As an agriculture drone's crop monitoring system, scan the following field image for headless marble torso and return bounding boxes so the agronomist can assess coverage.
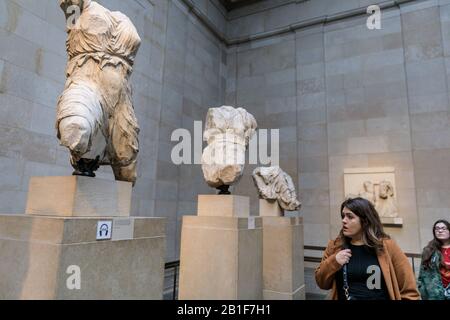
[66,2,140,72]
[201,106,257,191]
[57,1,141,183]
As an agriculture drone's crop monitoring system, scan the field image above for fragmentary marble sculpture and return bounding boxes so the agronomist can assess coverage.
[201,106,257,194]
[57,0,141,183]
[359,181,376,204]
[252,166,301,211]
[375,180,399,218]
[348,180,399,218]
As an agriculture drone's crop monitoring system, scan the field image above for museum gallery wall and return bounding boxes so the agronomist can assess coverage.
[1,0,450,261]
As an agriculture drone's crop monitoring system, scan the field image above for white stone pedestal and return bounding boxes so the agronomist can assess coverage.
[26,176,132,217]
[178,195,263,300]
[0,176,166,300]
[260,201,305,300]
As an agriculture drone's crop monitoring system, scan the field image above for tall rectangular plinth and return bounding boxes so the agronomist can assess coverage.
[179,195,263,300]
[0,215,166,299]
[262,216,305,300]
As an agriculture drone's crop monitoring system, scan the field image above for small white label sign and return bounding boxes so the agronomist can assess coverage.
[248,217,256,230]
[96,221,112,240]
[112,218,134,241]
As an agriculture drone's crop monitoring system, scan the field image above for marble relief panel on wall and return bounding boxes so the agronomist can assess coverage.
[344,167,402,226]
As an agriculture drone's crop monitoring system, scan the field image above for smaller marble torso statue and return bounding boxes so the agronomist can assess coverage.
[201,106,257,194]
[252,166,301,211]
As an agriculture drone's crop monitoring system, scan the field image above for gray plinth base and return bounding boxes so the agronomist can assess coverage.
[0,214,166,300]
[262,216,305,300]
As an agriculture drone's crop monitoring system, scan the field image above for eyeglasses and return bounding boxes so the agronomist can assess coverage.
[434,227,449,232]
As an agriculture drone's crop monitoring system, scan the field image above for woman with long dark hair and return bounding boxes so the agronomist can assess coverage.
[315,197,419,300]
[417,219,450,300]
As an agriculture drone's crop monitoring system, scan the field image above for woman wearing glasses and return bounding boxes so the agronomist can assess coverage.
[418,219,450,300]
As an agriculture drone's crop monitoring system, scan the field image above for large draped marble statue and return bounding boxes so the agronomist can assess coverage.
[57,0,141,183]
[201,106,257,194]
[252,166,301,211]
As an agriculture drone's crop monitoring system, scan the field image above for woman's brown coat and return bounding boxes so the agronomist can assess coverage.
[315,238,420,300]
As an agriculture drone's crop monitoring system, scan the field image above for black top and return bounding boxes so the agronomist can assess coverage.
[336,243,389,300]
